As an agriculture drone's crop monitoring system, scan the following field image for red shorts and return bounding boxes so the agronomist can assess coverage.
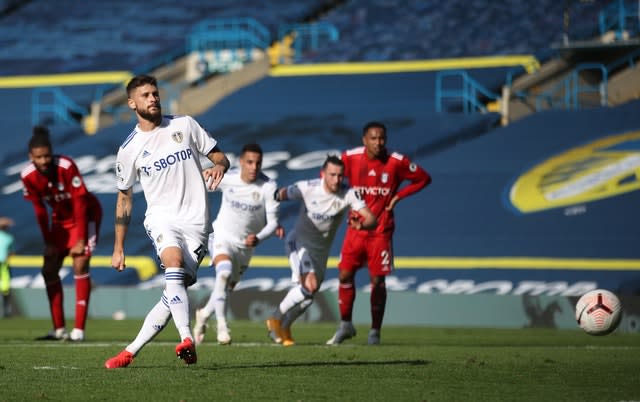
[338,231,394,276]
[51,213,102,256]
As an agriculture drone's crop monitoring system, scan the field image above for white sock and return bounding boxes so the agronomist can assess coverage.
[278,286,307,316]
[126,294,171,355]
[281,298,313,328]
[164,267,192,341]
[203,260,231,328]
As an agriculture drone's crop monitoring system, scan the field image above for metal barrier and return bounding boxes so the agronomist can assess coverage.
[606,46,640,72]
[187,17,270,75]
[31,87,87,127]
[599,0,640,38]
[435,70,499,114]
[277,22,339,61]
[535,63,608,111]
[32,80,180,133]
[189,17,271,51]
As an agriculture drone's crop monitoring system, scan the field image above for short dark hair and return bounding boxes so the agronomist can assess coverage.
[240,143,263,157]
[28,125,52,151]
[126,74,158,97]
[362,121,386,136]
[322,154,344,170]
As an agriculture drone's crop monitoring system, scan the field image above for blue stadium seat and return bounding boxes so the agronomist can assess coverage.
[295,0,605,63]
[0,0,325,75]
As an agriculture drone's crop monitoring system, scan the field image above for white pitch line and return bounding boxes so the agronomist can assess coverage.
[0,341,288,348]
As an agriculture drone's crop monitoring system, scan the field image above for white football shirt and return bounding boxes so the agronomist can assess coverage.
[211,168,279,245]
[287,178,365,253]
[115,115,217,228]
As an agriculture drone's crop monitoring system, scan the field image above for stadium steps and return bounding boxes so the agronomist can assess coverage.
[502,57,574,122]
[607,63,640,105]
[500,41,640,124]
[87,56,270,133]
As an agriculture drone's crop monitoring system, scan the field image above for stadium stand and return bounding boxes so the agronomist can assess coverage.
[0,0,326,75]
[295,0,606,63]
[2,1,636,134]
[0,1,618,74]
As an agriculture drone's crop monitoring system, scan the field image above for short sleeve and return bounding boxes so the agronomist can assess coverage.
[286,181,305,201]
[115,147,137,190]
[188,116,217,156]
[346,188,366,211]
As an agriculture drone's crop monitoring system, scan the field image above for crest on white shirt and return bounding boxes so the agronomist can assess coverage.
[171,131,183,143]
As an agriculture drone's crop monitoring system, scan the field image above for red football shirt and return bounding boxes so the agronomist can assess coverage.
[20,155,100,243]
[342,146,430,235]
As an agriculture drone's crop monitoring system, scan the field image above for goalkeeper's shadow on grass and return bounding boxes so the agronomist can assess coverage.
[198,359,431,371]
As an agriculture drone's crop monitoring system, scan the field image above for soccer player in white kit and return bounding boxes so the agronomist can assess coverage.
[266,155,377,346]
[193,143,282,345]
[105,75,230,369]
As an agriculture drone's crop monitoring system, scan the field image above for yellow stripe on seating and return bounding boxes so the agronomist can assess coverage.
[0,71,133,88]
[270,56,540,76]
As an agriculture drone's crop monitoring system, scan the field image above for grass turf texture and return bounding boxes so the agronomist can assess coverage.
[0,319,638,401]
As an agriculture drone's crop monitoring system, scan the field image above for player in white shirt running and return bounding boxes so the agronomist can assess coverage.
[193,143,283,345]
[266,155,376,346]
[105,74,230,369]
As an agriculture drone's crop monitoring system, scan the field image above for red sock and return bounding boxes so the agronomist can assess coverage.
[338,282,355,321]
[45,278,65,329]
[370,281,387,330]
[74,274,91,330]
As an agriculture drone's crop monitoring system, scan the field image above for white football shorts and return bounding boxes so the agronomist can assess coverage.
[285,230,328,285]
[144,220,209,285]
[208,231,254,284]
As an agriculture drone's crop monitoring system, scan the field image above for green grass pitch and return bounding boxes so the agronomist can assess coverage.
[0,318,638,401]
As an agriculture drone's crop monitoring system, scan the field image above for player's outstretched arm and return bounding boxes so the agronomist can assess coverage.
[112,188,132,271]
[349,206,377,230]
[30,200,52,245]
[244,233,259,247]
[273,187,289,202]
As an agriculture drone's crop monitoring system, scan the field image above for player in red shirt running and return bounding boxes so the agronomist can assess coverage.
[327,121,431,345]
[20,126,102,341]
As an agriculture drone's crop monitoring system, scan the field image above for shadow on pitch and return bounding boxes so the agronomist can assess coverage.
[200,359,430,371]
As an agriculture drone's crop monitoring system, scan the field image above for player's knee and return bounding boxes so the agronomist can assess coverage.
[72,258,90,275]
[216,269,231,280]
[338,271,355,283]
[300,286,315,299]
[40,269,59,282]
[41,262,61,280]
[302,282,318,294]
[301,272,319,293]
[160,246,184,267]
[371,279,386,291]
